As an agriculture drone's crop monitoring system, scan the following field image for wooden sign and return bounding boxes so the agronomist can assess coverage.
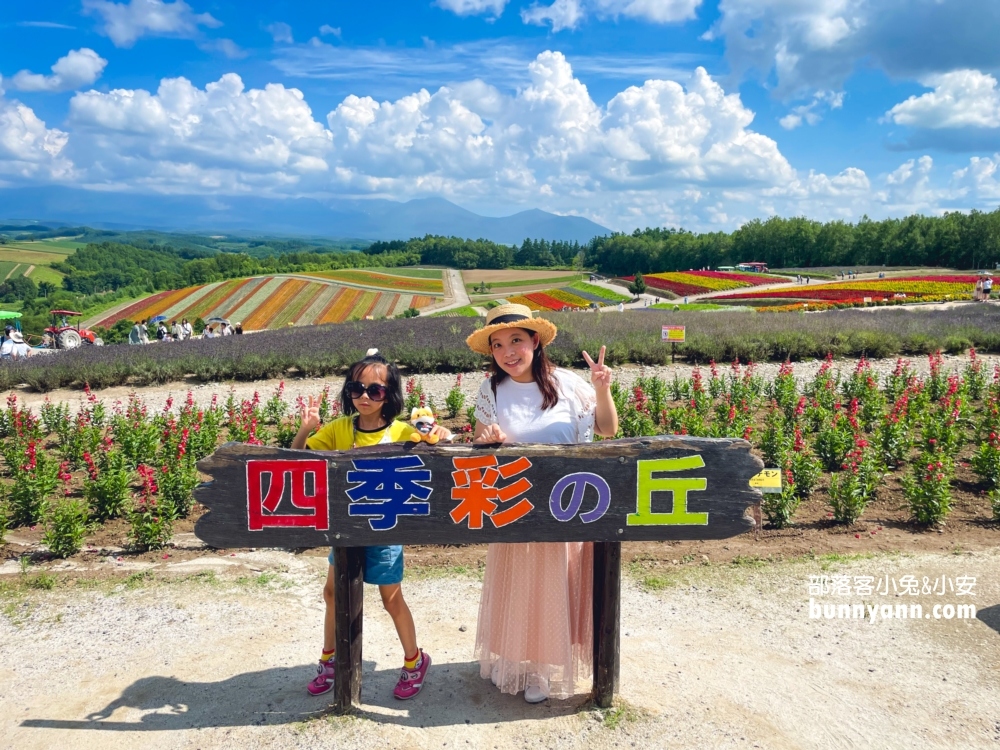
[194,435,763,714]
[193,436,764,549]
[661,325,686,343]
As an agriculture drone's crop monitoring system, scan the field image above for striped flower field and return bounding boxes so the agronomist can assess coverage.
[507,285,624,311]
[302,269,444,293]
[623,270,789,296]
[92,275,437,330]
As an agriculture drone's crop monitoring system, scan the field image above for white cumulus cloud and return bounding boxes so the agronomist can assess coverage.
[708,0,1000,101]
[10,49,108,93]
[435,0,509,16]
[523,0,699,30]
[83,0,221,47]
[68,74,332,189]
[886,69,1000,129]
[0,90,73,180]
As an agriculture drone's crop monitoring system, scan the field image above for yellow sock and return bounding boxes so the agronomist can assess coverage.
[321,648,335,662]
[404,650,421,669]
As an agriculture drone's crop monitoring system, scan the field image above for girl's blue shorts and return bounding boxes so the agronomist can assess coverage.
[328,544,403,585]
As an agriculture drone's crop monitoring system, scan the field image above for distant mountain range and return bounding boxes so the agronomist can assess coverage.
[0,187,609,245]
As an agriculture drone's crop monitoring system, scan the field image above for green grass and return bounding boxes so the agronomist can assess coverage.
[431,305,481,317]
[0,261,18,280]
[0,245,73,264]
[570,280,630,303]
[25,265,64,285]
[466,274,584,291]
[651,302,747,311]
[371,267,443,279]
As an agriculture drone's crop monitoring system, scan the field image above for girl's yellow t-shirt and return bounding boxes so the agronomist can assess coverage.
[305,415,420,451]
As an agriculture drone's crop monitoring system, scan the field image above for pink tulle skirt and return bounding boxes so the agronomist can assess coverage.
[474,542,593,699]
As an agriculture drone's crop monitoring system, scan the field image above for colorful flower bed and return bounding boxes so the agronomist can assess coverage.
[716,275,978,303]
[6,350,1000,560]
[568,281,630,303]
[508,288,600,311]
[93,276,436,331]
[623,270,790,297]
[305,269,444,294]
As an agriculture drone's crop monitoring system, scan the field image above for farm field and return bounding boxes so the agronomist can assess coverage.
[91,275,436,329]
[367,267,443,279]
[462,269,584,288]
[0,248,71,267]
[625,270,791,296]
[715,275,979,308]
[300,269,444,293]
[507,282,628,311]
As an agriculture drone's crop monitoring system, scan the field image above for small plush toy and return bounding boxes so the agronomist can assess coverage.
[409,407,441,444]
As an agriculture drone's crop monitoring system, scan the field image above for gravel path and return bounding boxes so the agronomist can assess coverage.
[11,352,996,418]
[2,549,999,748]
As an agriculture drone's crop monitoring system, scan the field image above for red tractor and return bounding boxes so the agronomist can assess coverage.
[45,310,104,350]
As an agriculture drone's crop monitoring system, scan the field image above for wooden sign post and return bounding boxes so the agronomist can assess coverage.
[195,435,763,712]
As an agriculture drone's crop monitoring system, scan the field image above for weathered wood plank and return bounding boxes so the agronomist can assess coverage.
[332,546,363,714]
[193,436,762,548]
[592,541,621,708]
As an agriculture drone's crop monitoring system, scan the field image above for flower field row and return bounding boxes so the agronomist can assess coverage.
[303,269,444,294]
[92,276,435,330]
[568,281,630,303]
[508,288,594,310]
[5,350,1000,559]
[623,270,789,296]
[717,275,979,302]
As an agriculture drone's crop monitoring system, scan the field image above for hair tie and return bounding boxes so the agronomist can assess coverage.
[366,348,379,357]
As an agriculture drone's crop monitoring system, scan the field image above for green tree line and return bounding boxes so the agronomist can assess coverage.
[584,210,1000,275]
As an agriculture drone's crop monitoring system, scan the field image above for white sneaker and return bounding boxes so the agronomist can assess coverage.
[490,663,500,686]
[524,675,549,704]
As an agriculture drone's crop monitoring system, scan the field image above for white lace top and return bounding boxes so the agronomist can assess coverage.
[473,368,597,444]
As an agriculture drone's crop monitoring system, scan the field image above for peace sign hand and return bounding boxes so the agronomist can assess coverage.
[582,345,612,391]
[299,395,321,432]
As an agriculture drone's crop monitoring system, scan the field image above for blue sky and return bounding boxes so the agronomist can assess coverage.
[2,0,1000,231]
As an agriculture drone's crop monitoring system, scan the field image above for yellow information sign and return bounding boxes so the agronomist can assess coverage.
[749,468,782,494]
[662,325,686,343]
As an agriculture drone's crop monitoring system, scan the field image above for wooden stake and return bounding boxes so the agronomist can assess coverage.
[333,546,364,713]
[592,540,621,708]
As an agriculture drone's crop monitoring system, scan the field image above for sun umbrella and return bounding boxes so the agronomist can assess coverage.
[150,315,168,323]
[207,317,230,324]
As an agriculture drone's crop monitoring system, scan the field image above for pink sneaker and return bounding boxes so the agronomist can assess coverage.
[393,651,431,700]
[307,659,335,696]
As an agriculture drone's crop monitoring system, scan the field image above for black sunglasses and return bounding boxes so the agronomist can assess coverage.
[345,381,388,402]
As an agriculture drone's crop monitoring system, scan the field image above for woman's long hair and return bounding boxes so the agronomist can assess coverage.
[488,330,559,410]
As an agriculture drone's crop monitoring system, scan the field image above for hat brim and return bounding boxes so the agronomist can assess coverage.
[465,317,558,356]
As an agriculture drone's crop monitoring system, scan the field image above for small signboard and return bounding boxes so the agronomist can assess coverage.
[662,325,686,343]
[749,468,782,494]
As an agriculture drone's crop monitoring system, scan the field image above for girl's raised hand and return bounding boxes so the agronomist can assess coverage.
[582,345,612,391]
[299,395,321,432]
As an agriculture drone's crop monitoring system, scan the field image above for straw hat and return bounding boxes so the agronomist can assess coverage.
[9,331,24,343]
[465,303,557,356]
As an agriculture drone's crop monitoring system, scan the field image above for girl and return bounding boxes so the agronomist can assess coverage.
[466,304,618,704]
[292,349,450,700]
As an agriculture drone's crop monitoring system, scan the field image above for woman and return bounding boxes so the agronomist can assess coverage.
[466,304,618,704]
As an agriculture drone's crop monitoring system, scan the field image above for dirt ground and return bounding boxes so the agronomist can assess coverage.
[2,547,999,749]
[4,354,1000,747]
[461,269,584,285]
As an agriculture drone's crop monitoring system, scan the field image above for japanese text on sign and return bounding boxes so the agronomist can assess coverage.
[662,325,686,343]
[247,459,329,531]
[242,456,720,532]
